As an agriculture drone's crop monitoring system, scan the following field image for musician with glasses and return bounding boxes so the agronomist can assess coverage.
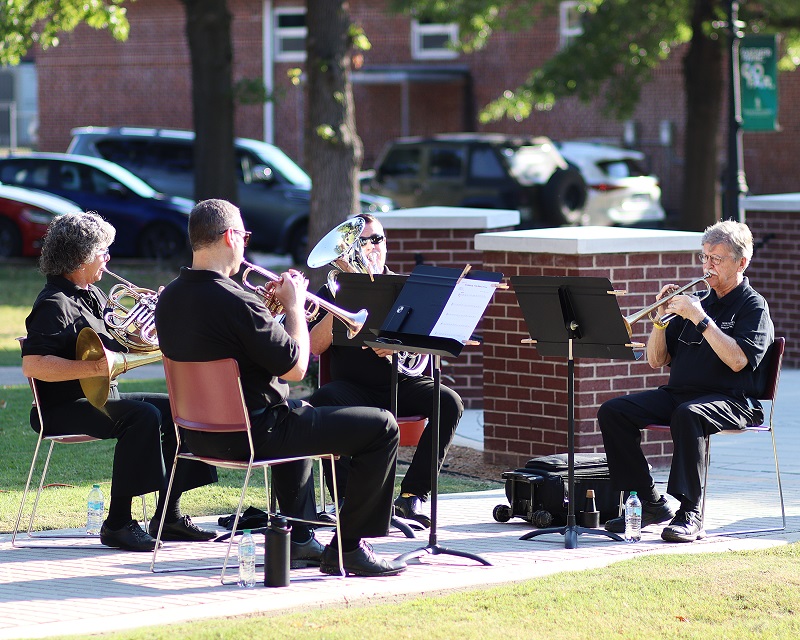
[155,199,405,577]
[598,220,773,542]
[309,213,464,528]
[21,212,217,552]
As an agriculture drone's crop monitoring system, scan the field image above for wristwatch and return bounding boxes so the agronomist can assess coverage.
[696,316,711,333]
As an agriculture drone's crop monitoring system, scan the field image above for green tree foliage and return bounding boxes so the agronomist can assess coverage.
[393,0,800,230]
[0,1,130,65]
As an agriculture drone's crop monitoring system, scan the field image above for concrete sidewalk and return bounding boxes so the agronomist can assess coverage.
[1,371,798,639]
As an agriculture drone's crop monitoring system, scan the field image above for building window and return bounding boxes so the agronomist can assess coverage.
[559,2,583,50]
[411,20,459,60]
[274,7,307,62]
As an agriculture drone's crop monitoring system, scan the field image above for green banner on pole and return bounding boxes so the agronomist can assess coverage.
[740,35,779,132]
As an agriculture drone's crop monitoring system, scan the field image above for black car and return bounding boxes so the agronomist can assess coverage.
[361,133,588,227]
[68,127,395,263]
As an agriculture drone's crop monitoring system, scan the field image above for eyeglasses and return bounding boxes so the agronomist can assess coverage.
[696,253,731,266]
[96,249,110,260]
[358,234,386,247]
[220,228,252,247]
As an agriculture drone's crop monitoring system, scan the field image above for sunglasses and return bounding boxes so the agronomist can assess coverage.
[358,234,386,247]
[220,228,252,247]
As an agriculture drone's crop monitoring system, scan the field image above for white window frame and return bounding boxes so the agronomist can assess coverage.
[274,6,307,62]
[559,1,583,50]
[411,20,459,60]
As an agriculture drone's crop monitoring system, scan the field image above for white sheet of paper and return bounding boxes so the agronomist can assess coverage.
[430,278,497,342]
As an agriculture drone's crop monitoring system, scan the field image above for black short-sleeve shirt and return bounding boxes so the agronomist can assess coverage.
[154,268,298,414]
[309,271,410,390]
[21,275,125,408]
[664,276,773,397]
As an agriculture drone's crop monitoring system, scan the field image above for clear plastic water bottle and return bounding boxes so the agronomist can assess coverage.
[238,529,257,588]
[624,491,642,543]
[86,484,104,535]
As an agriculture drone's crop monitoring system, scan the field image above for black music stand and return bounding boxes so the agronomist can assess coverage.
[367,264,503,567]
[512,275,642,549]
[332,273,422,538]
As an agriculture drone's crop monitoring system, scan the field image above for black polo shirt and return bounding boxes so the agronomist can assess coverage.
[664,276,773,397]
[155,268,298,414]
[310,268,409,390]
[22,275,125,408]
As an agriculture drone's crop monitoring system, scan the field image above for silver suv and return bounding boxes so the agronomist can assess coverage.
[68,127,394,262]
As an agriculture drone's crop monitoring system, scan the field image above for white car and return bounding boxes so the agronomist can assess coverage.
[555,141,665,226]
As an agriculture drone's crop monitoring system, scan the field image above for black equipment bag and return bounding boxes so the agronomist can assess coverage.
[493,453,619,527]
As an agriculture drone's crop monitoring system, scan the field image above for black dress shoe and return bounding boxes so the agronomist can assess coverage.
[394,495,432,528]
[661,509,705,543]
[100,520,162,552]
[150,515,216,542]
[319,542,406,577]
[604,497,675,534]
[290,535,325,568]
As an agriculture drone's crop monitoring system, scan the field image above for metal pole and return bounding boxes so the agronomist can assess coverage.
[724,0,747,222]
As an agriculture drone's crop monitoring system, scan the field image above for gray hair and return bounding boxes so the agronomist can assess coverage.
[701,220,753,265]
[39,212,115,276]
[189,199,241,250]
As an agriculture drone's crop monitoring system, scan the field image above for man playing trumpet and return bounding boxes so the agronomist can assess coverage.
[599,220,773,542]
[21,212,217,551]
[155,199,405,577]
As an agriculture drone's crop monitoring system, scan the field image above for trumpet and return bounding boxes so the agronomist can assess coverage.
[240,260,367,339]
[623,273,712,336]
[102,267,160,352]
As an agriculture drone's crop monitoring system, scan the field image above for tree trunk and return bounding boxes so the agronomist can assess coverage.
[680,0,724,231]
[305,0,363,281]
[182,0,238,205]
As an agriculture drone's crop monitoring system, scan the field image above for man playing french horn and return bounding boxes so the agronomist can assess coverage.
[21,212,217,551]
[309,214,464,528]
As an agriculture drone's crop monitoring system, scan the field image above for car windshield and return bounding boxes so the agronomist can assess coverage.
[502,145,556,186]
[93,159,159,197]
[237,139,311,186]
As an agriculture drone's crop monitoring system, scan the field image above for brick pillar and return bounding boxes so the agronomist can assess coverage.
[378,207,518,409]
[744,195,800,368]
[476,227,704,469]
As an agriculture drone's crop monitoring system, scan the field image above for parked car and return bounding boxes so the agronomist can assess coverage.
[554,141,666,227]
[68,127,395,263]
[0,153,193,259]
[360,133,588,226]
[0,184,83,258]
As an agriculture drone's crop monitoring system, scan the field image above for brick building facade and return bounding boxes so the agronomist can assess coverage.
[32,0,800,219]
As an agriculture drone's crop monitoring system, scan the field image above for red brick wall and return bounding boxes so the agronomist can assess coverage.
[745,207,800,367]
[480,249,699,469]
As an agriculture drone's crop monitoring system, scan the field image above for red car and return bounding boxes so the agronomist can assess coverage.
[0,184,82,257]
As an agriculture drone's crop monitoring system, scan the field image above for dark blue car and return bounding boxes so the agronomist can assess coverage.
[0,153,193,258]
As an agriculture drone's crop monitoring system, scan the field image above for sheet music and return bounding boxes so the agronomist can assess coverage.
[430,278,497,342]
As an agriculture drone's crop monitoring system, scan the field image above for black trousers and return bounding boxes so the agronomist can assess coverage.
[35,390,216,499]
[309,376,463,500]
[184,400,399,542]
[597,387,759,511]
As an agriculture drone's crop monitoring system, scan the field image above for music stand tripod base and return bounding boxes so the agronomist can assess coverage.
[519,520,623,547]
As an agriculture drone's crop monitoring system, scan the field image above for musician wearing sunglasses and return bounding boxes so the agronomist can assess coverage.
[598,220,773,542]
[21,212,217,552]
[155,200,405,577]
[309,214,464,529]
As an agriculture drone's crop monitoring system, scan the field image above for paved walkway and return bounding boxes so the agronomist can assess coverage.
[1,370,798,639]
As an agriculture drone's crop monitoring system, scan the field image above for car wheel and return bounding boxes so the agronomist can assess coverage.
[0,217,23,257]
[542,167,588,226]
[137,223,187,260]
[288,223,309,266]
